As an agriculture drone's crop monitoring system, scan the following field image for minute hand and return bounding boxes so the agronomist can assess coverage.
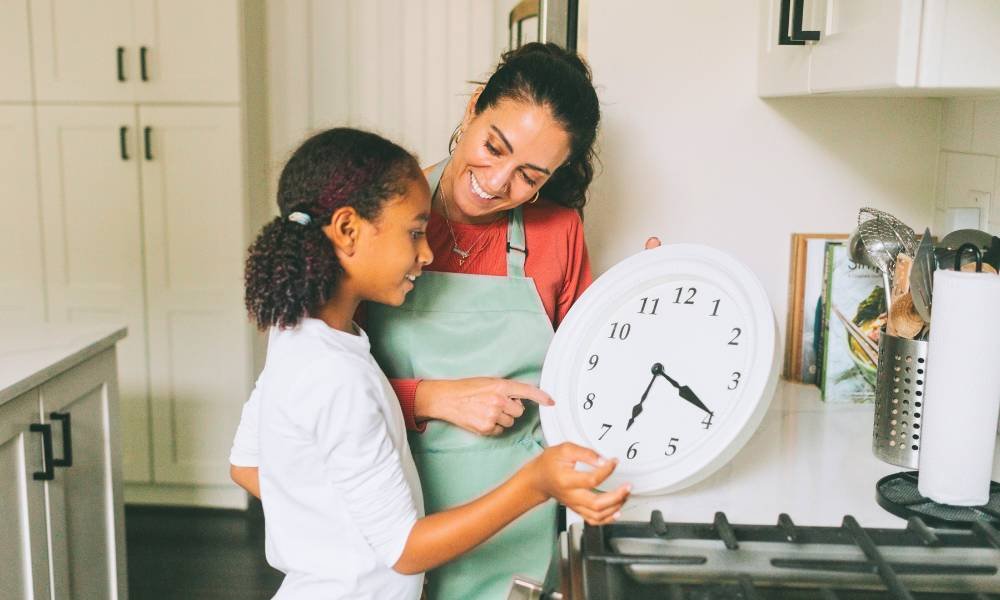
[657,370,713,415]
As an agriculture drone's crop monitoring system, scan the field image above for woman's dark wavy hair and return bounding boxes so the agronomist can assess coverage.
[245,128,421,330]
[472,42,600,211]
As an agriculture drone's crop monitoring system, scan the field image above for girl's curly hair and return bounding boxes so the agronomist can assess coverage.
[245,128,421,330]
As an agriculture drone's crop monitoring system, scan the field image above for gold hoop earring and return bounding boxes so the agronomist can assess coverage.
[528,191,540,204]
[448,126,463,155]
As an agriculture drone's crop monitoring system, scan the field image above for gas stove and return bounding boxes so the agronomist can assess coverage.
[508,510,1000,599]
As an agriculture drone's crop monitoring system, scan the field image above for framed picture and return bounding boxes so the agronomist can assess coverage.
[784,233,848,383]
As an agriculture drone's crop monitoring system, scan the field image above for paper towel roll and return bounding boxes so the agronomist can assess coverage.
[918,269,1000,506]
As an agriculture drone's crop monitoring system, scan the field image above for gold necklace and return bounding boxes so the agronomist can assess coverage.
[435,180,500,266]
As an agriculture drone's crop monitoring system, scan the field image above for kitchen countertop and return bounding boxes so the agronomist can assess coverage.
[616,381,909,528]
[0,323,127,407]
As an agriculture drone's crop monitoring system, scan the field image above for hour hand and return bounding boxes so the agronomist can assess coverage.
[653,363,713,416]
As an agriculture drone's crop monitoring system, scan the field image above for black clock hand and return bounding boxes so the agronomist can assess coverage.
[652,363,713,416]
[626,368,659,431]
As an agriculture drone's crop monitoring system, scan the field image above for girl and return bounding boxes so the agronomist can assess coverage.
[232,127,629,599]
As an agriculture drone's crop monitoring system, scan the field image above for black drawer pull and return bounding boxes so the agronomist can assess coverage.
[120,126,130,161]
[779,0,821,45]
[140,46,149,81]
[29,424,54,481]
[50,412,73,468]
[117,46,126,81]
[144,126,153,161]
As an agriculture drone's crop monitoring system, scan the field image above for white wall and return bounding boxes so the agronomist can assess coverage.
[266,0,519,200]
[936,97,1000,236]
[582,0,942,339]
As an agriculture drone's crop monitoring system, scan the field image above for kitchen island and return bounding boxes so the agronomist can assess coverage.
[0,323,128,599]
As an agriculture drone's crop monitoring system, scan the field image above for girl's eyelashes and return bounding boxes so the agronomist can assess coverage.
[520,170,537,187]
[484,141,501,157]
[410,230,426,240]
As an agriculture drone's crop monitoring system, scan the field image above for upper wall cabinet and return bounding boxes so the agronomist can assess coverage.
[31,0,240,103]
[0,0,33,102]
[759,0,1000,97]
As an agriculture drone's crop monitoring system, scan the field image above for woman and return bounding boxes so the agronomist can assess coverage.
[233,43,656,599]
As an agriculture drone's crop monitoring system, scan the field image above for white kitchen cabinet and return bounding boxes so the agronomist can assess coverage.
[0,105,46,325]
[40,349,128,600]
[0,0,34,102]
[29,0,136,103]
[759,0,1000,96]
[35,105,153,484]
[139,106,252,485]
[132,0,241,103]
[31,0,240,103]
[0,389,51,600]
[0,326,128,600]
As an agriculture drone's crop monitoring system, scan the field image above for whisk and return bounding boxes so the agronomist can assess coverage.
[855,208,916,313]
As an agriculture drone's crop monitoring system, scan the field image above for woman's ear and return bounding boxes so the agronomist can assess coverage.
[461,86,484,128]
[323,206,360,257]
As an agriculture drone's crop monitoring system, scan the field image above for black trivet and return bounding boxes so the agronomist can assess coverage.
[876,471,1000,527]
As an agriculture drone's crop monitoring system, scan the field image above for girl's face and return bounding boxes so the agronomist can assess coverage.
[446,97,571,223]
[354,177,434,307]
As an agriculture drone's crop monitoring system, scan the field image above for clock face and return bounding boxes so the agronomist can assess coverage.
[576,279,752,467]
[539,244,778,494]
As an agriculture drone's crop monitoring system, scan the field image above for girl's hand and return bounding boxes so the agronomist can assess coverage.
[415,378,554,436]
[528,443,631,525]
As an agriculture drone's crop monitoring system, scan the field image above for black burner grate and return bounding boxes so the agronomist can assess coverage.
[578,510,1000,600]
[876,471,1000,528]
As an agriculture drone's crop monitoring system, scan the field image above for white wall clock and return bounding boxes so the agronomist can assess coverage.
[539,244,780,494]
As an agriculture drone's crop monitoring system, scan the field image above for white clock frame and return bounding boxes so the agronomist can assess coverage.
[539,244,780,495]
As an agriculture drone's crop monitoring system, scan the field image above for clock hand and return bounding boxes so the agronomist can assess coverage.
[625,367,659,431]
[652,363,713,416]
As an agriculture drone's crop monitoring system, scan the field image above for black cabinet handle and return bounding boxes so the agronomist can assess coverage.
[779,0,821,45]
[144,126,153,161]
[49,412,73,468]
[117,46,126,81]
[29,424,54,481]
[119,126,130,161]
[140,46,149,81]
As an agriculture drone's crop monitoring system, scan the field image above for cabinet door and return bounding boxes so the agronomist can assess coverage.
[0,390,51,600]
[918,0,1000,89]
[132,0,241,103]
[35,106,152,483]
[0,106,46,325]
[40,349,127,600]
[30,0,136,102]
[139,106,251,485]
[758,0,812,96]
[0,0,33,101]
[809,0,923,93]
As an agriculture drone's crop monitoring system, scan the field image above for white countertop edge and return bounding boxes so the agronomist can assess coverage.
[0,324,127,407]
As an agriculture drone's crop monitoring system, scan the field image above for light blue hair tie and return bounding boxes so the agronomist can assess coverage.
[287,211,312,226]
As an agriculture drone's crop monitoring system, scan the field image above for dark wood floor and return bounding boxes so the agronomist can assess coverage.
[125,504,283,599]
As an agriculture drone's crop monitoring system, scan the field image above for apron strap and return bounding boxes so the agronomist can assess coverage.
[428,159,528,278]
[506,207,527,278]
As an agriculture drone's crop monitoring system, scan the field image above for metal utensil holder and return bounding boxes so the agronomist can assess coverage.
[872,330,928,469]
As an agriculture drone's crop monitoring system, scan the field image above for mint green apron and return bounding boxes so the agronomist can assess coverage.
[366,161,556,600]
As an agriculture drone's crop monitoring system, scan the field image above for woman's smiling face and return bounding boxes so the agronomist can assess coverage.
[445,97,571,223]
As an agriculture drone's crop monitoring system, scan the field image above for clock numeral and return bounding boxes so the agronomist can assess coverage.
[673,287,697,305]
[583,393,595,410]
[638,297,660,315]
[608,322,631,340]
[599,423,612,440]
[728,327,742,346]
[626,442,639,460]
[701,413,714,429]
[710,299,721,317]
[728,372,742,391]
[665,437,680,456]
[587,354,599,371]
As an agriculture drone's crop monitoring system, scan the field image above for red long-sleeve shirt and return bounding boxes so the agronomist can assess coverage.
[388,200,593,431]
